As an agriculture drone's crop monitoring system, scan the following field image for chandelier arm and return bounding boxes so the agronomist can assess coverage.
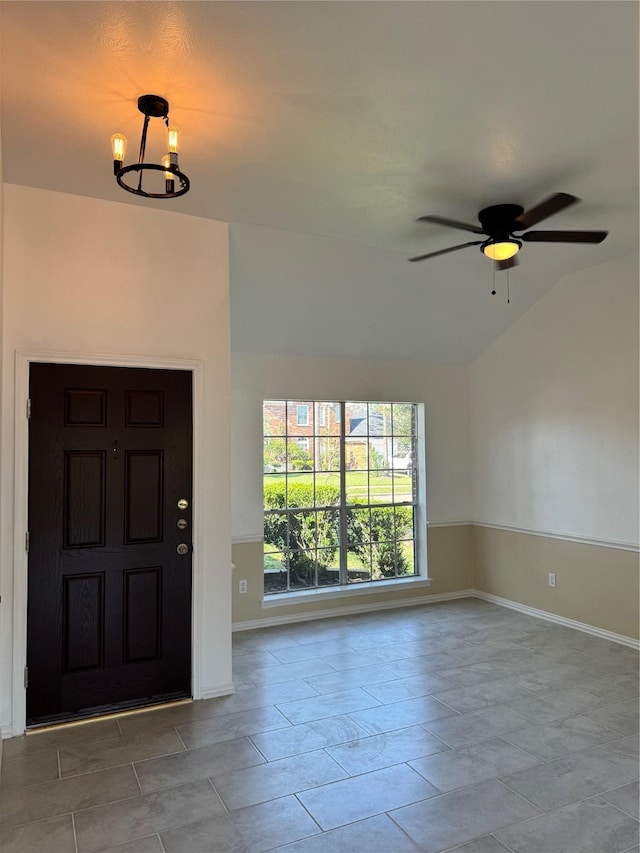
[137,114,151,192]
[138,114,151,165]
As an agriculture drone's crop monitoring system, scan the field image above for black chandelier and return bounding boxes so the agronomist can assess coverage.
[111,94,190,199]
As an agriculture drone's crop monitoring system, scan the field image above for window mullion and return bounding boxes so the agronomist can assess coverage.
[285,402,291,592]
[339,401,348,585]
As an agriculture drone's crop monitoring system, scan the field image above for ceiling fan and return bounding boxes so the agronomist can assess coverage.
[408,193,608,269]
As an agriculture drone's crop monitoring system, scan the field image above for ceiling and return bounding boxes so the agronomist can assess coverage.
[1,1,638,362]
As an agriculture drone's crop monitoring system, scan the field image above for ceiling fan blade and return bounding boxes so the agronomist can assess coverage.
[417,215,484,234]
[495,256,519,271]
[514,193,579,229]
[521,230,608,244]
[408,241,483,262]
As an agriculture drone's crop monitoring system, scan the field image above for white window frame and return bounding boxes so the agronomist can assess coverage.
[296,404,309,426]
[262,400,429,602]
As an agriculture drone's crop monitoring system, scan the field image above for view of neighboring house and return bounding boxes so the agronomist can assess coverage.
[263,400,414,473]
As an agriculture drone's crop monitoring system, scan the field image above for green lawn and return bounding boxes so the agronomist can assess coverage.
[263,471,412,501]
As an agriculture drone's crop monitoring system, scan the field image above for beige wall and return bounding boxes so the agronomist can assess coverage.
[474,526,639,640]
[232,524,474,627]
[233,522,639,642]
[469,254,638,547]
[468,254,639,644]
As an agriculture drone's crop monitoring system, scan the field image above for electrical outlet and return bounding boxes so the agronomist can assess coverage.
[548,572,556,588]
[239,579,248,594]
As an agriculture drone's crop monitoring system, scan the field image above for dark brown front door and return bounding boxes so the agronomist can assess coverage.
[27,363,193,725]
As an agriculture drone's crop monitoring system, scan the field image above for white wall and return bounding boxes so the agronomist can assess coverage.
[469,253,639,547]
[1,185,232,735]
[231,351,471,541]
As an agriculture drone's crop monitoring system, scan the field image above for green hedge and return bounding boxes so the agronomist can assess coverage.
[264,480,412,578]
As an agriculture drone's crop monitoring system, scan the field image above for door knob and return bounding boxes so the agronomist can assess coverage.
[176,543,189,555]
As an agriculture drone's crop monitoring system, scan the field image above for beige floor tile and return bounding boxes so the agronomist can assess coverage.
[212,748,346,810]
[249,714,368,761]
[272,813,422,851]
[297,763,439,830]
[2,720,121,761]
[59,728,185,777]
[135,736,265,794]
[74,779,225,852]
[0,813,75,853]
[160,794,320,853]
[1,749,60,789]
[3,600,638,853]
[495,796,640,853]
[0,765,139,828]
[93,834,164,853]
[390,779,541,851]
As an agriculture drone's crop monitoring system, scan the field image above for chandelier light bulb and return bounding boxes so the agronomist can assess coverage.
[110,133,127,162]
[167,125,181,154]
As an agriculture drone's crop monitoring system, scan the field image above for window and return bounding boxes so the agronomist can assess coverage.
[263,400,419,595]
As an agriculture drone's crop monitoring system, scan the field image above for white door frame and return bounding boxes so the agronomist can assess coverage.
[12,349,204,736]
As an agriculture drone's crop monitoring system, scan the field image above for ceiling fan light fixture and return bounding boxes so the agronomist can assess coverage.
[481,238,521,261]
[411,194,607,267]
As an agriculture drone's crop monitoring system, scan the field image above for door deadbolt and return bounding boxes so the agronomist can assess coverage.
[176,543,189,555]
[177,498,189,510]
[177,519,188,530]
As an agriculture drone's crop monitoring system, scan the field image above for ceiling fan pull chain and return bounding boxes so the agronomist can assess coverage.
[507,269,510,304]
[491,265,496,296]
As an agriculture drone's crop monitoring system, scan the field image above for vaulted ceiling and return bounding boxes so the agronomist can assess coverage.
[1,1,637,361]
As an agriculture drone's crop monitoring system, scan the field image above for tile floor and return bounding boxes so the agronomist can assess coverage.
[1,598,638,852]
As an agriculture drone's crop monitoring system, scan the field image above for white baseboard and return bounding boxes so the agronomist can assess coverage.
[199,682,236,701]
[1,724,15,740]
[232,589,475,631]
[474,590,640,650]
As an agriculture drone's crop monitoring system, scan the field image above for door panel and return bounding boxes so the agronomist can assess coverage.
[64,451,107,548]
[27,363,193,725]
[62,573,104,671]
[123,567,162,663]
[125,451,163,543]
